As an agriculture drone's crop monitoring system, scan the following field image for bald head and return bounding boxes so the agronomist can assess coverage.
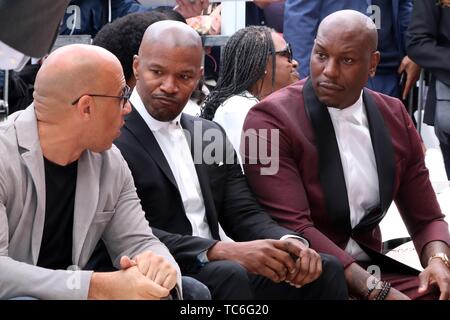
[318,10,378,52]
[139,20,202,55]
[34,44,124,115]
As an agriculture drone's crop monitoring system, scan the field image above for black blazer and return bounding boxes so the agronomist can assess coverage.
[406,0,450,124]
[114,107,300,273]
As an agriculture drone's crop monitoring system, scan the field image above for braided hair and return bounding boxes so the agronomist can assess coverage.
[201,26,276,120]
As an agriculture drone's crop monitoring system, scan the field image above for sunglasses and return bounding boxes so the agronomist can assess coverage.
[71,84,132,109]
[274,43,293,63]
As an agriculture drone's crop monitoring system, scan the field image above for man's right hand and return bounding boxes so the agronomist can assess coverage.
[207,239,321,285]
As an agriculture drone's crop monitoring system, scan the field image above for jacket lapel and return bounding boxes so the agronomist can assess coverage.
[353,90,395,233]
[124,106,178,190]
[72,150,100,264]
[15,106,46,264]
[303,79,352,234]
[180,114,220,240]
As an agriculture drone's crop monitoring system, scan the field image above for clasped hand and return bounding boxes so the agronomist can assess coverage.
[225,239,322,287]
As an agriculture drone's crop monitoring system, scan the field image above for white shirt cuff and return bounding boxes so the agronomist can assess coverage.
[280,234,309,248]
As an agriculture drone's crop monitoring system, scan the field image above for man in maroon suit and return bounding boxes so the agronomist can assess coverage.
[243,10,450,300]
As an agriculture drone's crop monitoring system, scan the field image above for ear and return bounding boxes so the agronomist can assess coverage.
[195,66,204,85]
[133,54,140,80]
[75,95,93,120]
[369,51,380,77]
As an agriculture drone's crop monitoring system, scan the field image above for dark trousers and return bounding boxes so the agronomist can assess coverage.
[182,276,211,300]
[186,254,348,300]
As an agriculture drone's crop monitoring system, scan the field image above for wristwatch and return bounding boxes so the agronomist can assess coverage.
[428,252,450,268]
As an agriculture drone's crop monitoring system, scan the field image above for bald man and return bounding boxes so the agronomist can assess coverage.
[110,20,348,300]
[243,10,450,300]
[0,44,182,300]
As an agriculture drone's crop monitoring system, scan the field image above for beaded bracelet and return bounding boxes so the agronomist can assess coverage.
[375,281,392,300]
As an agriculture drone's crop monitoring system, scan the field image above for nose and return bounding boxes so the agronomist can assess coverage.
[322,58,339,79]
[291,58,299,68]
[160,75,179,94]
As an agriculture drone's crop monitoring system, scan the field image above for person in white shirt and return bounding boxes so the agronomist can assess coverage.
[243,10,450,300]
[201,26,299,162]
[113,20,348,300]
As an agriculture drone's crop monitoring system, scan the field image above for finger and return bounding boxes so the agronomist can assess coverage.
[403,76,414,99]
[270,242,297,274]
[146,259,161,281]
[295,251,312,286]
[143,279,171,299]
[436,278,450,300]
[161,269,178,290]
[315,255,323,279]
[291,257,307,286]
[439,289,449,300]
[152,262,174,288]
[273,240,302,272]
[397,62,406,74]
[418,271,430,293]
[120,256,137,269]
[135,255,151,276]
[257,265,283,283]
[302,253,322,285]
[263,256,289,282]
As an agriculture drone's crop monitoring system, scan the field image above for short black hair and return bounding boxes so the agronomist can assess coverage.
[93,11,180,82]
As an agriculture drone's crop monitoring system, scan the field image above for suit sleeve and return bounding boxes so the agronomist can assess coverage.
[283,0,322,78]
[406,0,450,82]
[213,123,305,243]
[242,100,355,267]
[149,226,218,273]
[393,103,450,257]
[0,155,93,300]
[101,153,182,289]
[113,137,218,273]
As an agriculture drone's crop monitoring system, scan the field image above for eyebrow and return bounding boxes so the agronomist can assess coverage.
[148,62,196,72]
[314,43,357,54]
[314,43,325,50]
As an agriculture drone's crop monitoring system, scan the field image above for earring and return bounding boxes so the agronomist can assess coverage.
[264,70,268,75]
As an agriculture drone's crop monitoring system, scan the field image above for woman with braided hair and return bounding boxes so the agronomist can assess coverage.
[201,26,299,162]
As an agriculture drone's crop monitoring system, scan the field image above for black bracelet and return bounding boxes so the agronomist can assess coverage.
[375,281,392,300]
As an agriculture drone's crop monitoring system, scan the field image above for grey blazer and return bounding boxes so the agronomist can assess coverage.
[0,105,181,299]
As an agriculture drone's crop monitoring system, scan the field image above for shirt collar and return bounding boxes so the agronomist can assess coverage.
[130,88,182,132]
[327,91,364,125]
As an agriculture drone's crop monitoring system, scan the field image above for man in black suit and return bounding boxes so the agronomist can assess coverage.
[114,20,348,299]
[407,0,450,179]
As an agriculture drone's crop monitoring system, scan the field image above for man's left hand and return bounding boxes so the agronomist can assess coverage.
[283,238,323,287]
[174,0,210,19]
[132,251,178,291]
[418,258,450,300]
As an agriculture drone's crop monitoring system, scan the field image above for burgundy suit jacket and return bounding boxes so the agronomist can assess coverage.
[243,78,450,268]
